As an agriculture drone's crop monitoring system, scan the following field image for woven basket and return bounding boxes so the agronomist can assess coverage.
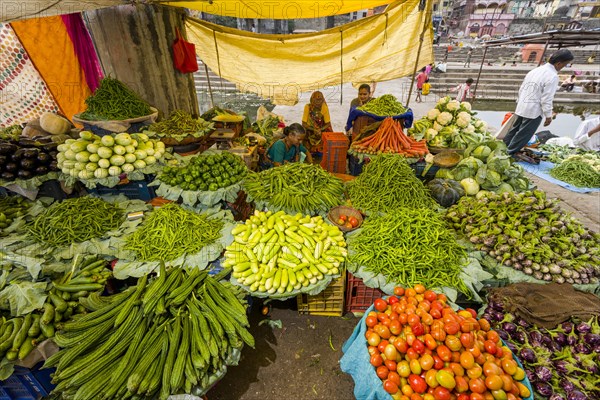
[429,146,465,155]
[433,151,461,168]
[327,206,363,232]
[160,134,207,146]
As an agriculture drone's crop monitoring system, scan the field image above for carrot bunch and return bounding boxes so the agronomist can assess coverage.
[351,117,429,158]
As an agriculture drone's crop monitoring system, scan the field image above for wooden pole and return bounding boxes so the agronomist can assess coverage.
[471,46,488,105]
[203,62,215,108]
[538,38,550,66]
[340,29,344,105]
[406,0,432,108]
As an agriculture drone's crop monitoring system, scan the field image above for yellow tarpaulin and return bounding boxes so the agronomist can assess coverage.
[163,1,391,19]
[186,0,433,105]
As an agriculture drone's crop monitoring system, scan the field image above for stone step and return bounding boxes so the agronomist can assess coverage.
[432,85,599,102]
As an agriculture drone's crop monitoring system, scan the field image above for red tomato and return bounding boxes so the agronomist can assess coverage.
[469,377,486,394]
[460,332,474,349]
[366,315,378,328]
[394,286,405,296]
[378,339,390,354]
[413,284,426,294]
[430,308,442,319]
[412,339,425,354]
[377,365,390,380]
[349,216,359,228]
[459,351,475,370]
[444,336,462,352]
[385,359,397,372]
[370,354,383,367]
[478,318,491,332]
[368,346,379,356]
[407,314,421,326]
[412,323,425,336]
[367,332,381,347]
[388,371,402,386]
[419,354,434,371]
[486,330,500,343]
[484,340,497,355]
[408,374,427,394]
[424,334,437,350]
[388,296,399,305]
[384,379,400,394]
[374,298,388,312]
[406,347,420,360]
[444,322,460,335]
[390,320,402,336]
[465,308,477,318]
[432,355,445,370]
[375,324,392,340]
[457,394,470,400]
[425,369,439,388]
[455,375,470,393]
[433,386,451,400]
[436,345,452,362]
[395,337,409,353]
[423,290,437,302]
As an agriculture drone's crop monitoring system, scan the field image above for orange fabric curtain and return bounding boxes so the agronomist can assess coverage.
[11,16,91,121]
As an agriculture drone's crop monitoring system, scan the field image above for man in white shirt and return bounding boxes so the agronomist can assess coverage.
[503,49,574,159]
[573,116,600,151]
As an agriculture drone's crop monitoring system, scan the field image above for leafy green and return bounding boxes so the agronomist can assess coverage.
[0,281,48,316]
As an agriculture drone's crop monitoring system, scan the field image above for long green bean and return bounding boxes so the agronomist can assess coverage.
[549,158,600,188]
[79,77,152,121]
[243,163,344,215]
[347,154,435,213]
[28,197,124,246]
[124,204,223,261]
[347,209,468,294]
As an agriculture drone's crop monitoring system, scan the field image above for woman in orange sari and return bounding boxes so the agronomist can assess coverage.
[302,91,332,152]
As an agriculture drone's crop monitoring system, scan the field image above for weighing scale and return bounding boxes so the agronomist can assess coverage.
[209,128,236,150]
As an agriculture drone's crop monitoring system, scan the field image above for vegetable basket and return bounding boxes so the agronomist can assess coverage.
[72,107,159,136]
[428,146,465,155]
[433,150,461,168]
[327,206,363,232]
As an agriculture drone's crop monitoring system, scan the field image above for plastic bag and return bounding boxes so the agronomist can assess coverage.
[173,28,199,73]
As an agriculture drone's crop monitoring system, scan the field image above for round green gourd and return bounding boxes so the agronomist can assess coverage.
[427,178,465,208]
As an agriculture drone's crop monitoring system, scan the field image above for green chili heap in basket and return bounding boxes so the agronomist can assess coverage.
[28,197,125,246]
[124,204,224,261]
[347,208,468,294]
[79,77,152,121]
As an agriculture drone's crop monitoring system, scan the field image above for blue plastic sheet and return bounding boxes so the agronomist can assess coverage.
[517,161,600,193]
[345,108,414,132]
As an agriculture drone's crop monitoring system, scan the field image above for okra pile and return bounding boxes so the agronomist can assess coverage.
[0,256,111,363]
[46,266,253,400]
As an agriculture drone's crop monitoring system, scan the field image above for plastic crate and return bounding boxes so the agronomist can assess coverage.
[320,132,349,174]
[348,154,371,176]
[0,363,55,400]
[345,272,385,314]
[297,271,346,316]
[409,160,439,182]
[88,177,156,201]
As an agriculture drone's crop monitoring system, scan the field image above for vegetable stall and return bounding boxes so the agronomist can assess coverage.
[1,79,598,400]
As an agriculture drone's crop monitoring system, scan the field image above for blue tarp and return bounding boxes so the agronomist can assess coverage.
[517,160,600,193]
[345,108,414,132]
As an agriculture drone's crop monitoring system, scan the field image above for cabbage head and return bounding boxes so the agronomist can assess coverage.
[486,151,511,173]
[472,145,492,162]
[452,156,482,180]
[508,176,530,191]
[495,183,514,194]
[476,165,503,188]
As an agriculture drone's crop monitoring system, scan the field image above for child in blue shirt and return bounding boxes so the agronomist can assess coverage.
[265,123,313,168]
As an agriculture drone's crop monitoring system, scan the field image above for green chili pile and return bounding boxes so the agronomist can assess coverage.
[347,154,436,213]
[28,197,124,246]
[148,110,214,140]
[357,94,407,116]
[348,208,468,293]
[549,155,600,188]
[79,77,152,121]
[124,204,223,261]
[243,163,344,215]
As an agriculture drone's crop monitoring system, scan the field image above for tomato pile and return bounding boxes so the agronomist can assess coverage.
[364,285,532,400]
[336,213,360,230]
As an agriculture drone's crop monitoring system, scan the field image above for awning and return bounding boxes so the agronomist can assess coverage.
[0,0,123,23]
[160,1,391,19]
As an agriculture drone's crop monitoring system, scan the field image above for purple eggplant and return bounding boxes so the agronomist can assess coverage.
[584,333,600,347]
[535,365,553,381]
[549,340,563,352]
[535,381,554,397]
[575,321,591,334]
[554,332,568,346]
[492,310,505,322]
[567,334,578,346]
[513,330,527,344]
[496,329,509,341]
[574,343,591,354]
[549,395,565,400]
[566,390,587,400]
[525,369,537,384]
[519,347,537,363]
[505,341,517,353]
[489,300,504,311]
[529,331,544,347]
[553,360,569,375]
[560,377,575,392]
[516,317,530,328]
[561,321,573,334]
[503,322,518,335]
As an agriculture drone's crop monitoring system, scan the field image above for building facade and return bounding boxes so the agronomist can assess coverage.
[449,0,515,37]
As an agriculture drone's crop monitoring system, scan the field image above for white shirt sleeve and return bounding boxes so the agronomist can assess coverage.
[573,117,600,150]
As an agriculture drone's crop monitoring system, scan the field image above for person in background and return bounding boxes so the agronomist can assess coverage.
[450,78,474,102]
[560,74,576,92]
[573,116,600,151]
[503,49,574,160]
[302,91,332,152]
[583,80,597,94]
[251,23,256,33]
[265,123,313,168]
[415,67,428,103]
[464,49,472,68]
[425,63,433,76]
[421,78,431,97]
[350,84,374,109]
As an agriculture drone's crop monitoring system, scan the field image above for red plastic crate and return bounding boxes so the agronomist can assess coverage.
[345,272,385,314]
[320,132,349,174]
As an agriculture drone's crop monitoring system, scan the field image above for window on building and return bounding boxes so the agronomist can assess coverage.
[352,11,357,20]
[433,4,438,11]
[362,12,367,17]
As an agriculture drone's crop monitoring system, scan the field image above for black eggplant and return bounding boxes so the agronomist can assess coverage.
[48,151,58,158]
[34,166,48,175]
[0,172,15,181]
[0,143,17,155]
[12,149,25,162]
[22,148,39,159]
[20,158,37,170]
[0,155,7,165]
[49,161,59,171]
[4,163,17,173]
[17,170,32,179]
[37,152,52,164]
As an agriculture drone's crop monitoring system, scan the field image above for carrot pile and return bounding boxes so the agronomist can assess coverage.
[351,117,429,157]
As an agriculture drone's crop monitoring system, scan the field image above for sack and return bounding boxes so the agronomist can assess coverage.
[172,28,198,73]
[495,113,517,140]
[421,82,431,95]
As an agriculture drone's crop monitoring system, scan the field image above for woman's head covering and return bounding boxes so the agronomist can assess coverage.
[310,91,325,106]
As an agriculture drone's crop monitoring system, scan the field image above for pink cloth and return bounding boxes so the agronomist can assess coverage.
[416,72,428,89]
[425,65,432,75]
[61,13,103,91]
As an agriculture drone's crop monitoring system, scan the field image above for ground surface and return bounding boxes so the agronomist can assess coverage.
[207,67,599,400]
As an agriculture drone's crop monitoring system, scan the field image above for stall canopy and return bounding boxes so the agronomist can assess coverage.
[483,29,600,48]
[185,0,434,104]
[161,0,391,19]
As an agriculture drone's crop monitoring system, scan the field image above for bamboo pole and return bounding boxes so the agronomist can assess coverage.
[471,46,488,105]
[406,0,432,108]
